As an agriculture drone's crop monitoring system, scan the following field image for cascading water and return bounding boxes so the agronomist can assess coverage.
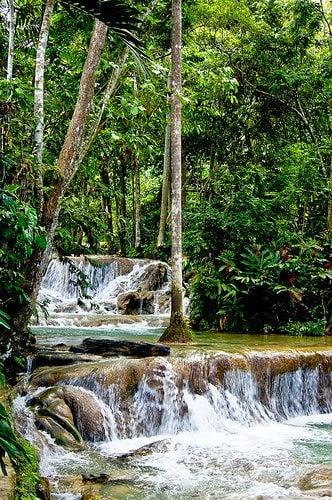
[35,256,183,327]
[13,335,332,500]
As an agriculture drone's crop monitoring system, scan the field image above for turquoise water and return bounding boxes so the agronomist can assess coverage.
[32,324,332,353]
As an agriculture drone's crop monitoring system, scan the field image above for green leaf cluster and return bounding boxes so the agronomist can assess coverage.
[0,188,46,317]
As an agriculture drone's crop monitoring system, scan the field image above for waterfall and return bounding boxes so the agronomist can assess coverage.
[14,346,332,498]
[20,350,332,441]
[35,256,186,326]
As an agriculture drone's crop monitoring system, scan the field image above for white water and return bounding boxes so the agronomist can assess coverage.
[35,257,191,327]
[14,330,332,499]
[32,398,332,499]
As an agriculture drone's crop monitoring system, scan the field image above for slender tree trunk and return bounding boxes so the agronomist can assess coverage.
[157,75,172,248]
[1,0,15,160]
[6,0,15,81]
[159,0,191,344]
[100,163,114,252]
[34,0,55,220]
[133,156,141,250]
[117,158,127,254]
[328,155,332,230]
[77,0,159,167]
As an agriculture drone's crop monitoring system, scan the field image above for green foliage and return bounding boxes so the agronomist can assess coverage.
[0,309,10,330]
[0,364,33,478]
[0,188,46,317]
[12,438,39,500]
[280,320,325,337]
[1,0,331,339]
[189,233,332,333]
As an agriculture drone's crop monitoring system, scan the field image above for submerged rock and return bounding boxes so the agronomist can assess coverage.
[298,466,332,497]
[32,351,103,369]
[70,337,171,357]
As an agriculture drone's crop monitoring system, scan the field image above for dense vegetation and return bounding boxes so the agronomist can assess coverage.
[0,0,331,356]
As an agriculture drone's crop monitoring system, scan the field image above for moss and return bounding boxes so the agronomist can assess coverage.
[13,438,40,500]
[159,312,192,343]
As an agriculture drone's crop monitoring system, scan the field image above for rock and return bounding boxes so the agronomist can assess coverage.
[35,415,86,451]
[37,476,51,500]
[298,466,332,497]
[63,385,109,441]
[117,291,154,315]
[28,384,112,447]
[32,351,103,369]
[138,263,168,291]
[70,337,171,357]
[114,439,169,459]
[29,386,86,450]
[82,473,133,485]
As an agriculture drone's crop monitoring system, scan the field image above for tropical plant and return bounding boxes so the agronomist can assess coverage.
[0,363,31,475]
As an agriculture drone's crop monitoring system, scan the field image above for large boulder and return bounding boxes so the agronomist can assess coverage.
[28,385,111,447]
[117,291,154,315]
[138,263,169,291]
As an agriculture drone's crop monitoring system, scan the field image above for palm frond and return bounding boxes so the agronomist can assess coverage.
[61,0,146,60]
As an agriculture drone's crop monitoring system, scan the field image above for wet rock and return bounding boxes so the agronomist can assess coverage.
[29,386,86,450]
[298,466,332,497]
[28,384,111,447]
[32,351,103,369]
[138,263,169,291]
[70,337,171,357]
[114,439,169,459]
[82,473,131,484]
[37,476,51,500]
[117,291,154,315]
[63,385,109,441]
[35,415,86,451]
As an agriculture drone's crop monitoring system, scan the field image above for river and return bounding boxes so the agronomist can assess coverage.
[13,326,332,500]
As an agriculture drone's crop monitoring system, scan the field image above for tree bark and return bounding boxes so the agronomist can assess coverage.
[116,157,127,254]
[34,0,55,219]
[5,0,15,81]
[159,0,191,344]
[328,155,332,231]
[133,156,141,250]
[157,74,172,248]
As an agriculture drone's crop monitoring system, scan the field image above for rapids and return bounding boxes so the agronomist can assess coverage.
[13,328,332,500]
[35,256,182,327]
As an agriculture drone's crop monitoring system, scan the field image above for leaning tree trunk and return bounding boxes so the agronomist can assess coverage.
[1,20,108,380]
[159,0,191,344]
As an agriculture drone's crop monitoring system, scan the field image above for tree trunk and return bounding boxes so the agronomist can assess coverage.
[1,20,108,380]
[157,75,172,248]
[328,155,332,231]
[6,0,15,81]
[77,0,159,168]
[159,0,191,344]
[34,0,55,219]
[100,163,115,252]
[1,0,15,158]
[117,157,127,254]
[133,156,141,250]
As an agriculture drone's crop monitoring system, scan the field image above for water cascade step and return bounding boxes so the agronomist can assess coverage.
[13,344,332,499]
[35,256,182,327]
